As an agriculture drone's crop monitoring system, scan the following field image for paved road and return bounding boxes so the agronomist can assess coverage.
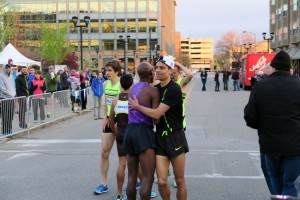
[0,77,270,200]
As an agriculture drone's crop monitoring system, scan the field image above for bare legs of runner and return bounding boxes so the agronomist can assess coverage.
[101,132,115,185]
[156,153,187,200]
[127,149,156,200]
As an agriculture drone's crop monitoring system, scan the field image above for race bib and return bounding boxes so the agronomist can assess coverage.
[106,95,114,106]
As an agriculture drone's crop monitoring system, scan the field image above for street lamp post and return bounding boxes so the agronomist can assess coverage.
[149,30,152,63]
[95,45,99,69]
[118,35,131,74]
[262,32,275,53]
[243,30,256,52]
[72,16,90,71]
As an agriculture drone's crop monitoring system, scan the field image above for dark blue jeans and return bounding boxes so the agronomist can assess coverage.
[201,78,207,91]
[260,153,275,195]
[265,153,300,197]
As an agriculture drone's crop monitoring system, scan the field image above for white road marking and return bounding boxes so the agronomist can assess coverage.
[6,152,40,161]
[185,174,264,179]
[7,139,102,144]
[190,149,259,153]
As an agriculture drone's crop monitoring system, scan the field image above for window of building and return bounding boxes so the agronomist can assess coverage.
[271,0,275,5]
[138,19,147,32]
[101,2,114,13]
[282,4,288,16]
[102,19,114,33]
[116,19,125,33]
[117,39,124,51]
[292,0,299,11]
[138,39,147,50]
[58,0,67,14]
[149,0,158,12]
[149,19,157,32]
[127,0,136,12]
[102,40,114,51]
[116,0,125,13]
[128,39,136,50]
[90,0,99,13]
[79,1,88,13]
[138,1,147,13]
[292,22,299,35]
[91,19,99,33]
[150,39,157,51]
[69,0,77,13]
[271,13,275,24]
[91,40,100,51]
[128,19,136,33]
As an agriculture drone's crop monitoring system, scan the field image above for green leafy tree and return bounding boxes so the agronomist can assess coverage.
[0,0,15,50]
[39,22,71,65]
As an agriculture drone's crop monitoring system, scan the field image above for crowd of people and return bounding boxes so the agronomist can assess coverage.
[0,60,104,135]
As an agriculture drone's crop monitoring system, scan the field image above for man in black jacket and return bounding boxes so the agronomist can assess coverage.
[244,51,300,197]
[15,67,29,128]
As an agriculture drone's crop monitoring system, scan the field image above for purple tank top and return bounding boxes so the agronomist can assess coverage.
[128,82,153,127]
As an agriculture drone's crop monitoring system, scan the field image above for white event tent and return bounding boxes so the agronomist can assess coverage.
[0,43,41,67]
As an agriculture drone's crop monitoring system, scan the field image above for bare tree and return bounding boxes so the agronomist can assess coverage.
[215,30,245,66]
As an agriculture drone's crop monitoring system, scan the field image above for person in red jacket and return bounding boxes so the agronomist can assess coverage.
[30,70,47,123]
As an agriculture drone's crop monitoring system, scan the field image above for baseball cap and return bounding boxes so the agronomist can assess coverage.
[156,55,175,69]
[8,59,13,66]
[48,66,54,69]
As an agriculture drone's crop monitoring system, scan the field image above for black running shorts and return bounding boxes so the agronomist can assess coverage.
[156,129,189,159]
[123,123,156,155]
[116,130,126,157]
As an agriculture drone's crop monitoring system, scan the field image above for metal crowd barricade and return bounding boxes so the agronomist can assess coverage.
[52,90,72,121]
[0,96,28,138]
[27,92,52,129]
[0,87,95,139]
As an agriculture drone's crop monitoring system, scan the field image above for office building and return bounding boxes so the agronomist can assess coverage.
[270,0,300,76]
[7,0,177,71]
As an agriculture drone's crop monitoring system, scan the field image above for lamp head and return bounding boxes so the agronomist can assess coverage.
[270,32,275,40]
[119,35,123,40]
[262,32,267,39]
[72,16,78,26]
[127,35,131,41]
[84,16,90,26]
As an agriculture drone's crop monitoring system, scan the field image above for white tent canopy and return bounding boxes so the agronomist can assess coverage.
[0,43,41,67]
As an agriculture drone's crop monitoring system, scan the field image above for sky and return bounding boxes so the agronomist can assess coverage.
[175,0,270,43]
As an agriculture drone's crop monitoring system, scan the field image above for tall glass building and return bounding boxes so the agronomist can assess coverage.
[8,0,177,70]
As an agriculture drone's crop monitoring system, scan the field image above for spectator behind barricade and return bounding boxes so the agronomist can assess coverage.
[15,66,29,129]
[79,68,90,110]
[85,67,91,80]
[30,70,46,123]
[56,69,63,91]
[91,71,105,120]
[0,64,16,135]
[60,66,70,90]
[101,67,108,80]
[44,66,59,93]
[90,71,97,84]
[69,70,81,113]
[28,67,35,90]
[11,67,19,81]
